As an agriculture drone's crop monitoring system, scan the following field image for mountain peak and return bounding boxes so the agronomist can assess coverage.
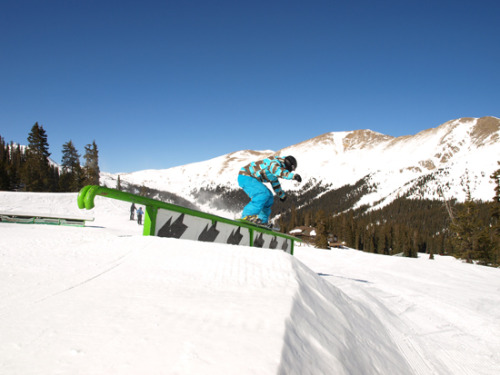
[342,129,394,151]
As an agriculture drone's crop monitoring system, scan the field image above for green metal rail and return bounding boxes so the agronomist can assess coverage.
[77,185,298,254]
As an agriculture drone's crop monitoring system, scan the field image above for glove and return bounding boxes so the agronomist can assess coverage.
[280,195,287,202]
[293,174,302,183]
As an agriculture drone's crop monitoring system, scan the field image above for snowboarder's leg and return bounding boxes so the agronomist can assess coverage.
[258,193,274,224]
[238,175,273,220]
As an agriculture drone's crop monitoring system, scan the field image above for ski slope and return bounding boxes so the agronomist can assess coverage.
[1,192,499,374]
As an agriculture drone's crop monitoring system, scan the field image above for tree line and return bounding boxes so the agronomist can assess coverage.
[278,164,500,267]
[0,122,100,192]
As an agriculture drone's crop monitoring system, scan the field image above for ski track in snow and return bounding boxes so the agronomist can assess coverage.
[1,192,500,374]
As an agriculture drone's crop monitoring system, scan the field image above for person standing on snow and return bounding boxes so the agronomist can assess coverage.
[238,155,301,225]
[136,207,144,225]
[130,203,136,220]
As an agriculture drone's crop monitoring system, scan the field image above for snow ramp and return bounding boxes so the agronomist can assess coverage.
[0,225,413,374]
[78,185,299,254]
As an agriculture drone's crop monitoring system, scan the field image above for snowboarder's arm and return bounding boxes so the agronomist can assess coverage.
[264,170,286,199]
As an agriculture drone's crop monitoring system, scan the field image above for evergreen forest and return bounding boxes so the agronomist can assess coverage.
[0,123,100,192]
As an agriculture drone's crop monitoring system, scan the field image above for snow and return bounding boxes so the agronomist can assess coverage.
[1,192,500,374]
[100,117,500,218]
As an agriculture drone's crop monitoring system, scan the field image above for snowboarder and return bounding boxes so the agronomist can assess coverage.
[238,155,301,225]
[130,203,136,220]
[136,207,144,225]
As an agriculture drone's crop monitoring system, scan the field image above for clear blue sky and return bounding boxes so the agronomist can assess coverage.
[1,0,499,173]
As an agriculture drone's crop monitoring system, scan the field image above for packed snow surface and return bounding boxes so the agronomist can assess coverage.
[1,192,500,374]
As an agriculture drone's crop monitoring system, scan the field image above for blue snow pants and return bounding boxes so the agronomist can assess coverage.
[238,174,274,224]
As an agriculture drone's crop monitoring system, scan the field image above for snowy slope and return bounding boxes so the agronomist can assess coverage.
[101,117,500,215]
[1,192,500,374]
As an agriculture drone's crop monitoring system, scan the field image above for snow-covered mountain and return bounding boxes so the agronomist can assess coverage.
[101,116,500,217]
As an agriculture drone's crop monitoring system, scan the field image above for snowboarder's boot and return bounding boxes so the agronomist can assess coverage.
[241,215,277,230]
[242,215,262,224]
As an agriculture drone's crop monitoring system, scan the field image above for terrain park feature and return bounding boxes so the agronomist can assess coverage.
[0,212,92,226]
[77,185,299,254]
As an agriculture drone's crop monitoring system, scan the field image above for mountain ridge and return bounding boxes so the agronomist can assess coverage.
[101,116,500,219]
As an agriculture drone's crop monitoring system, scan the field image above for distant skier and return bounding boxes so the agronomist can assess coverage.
[136,207,144,225]
[130,203,136,220]
[238,155,301,225]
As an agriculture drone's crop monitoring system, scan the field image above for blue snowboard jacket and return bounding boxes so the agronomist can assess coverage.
[239,156,295,199]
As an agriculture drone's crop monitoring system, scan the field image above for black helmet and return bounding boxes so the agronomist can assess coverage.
[284,156,297,172]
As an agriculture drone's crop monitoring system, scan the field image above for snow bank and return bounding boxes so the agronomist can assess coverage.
[1,191,500,374]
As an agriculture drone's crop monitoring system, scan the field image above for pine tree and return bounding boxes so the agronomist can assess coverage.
[490,162,500,264]
[9,142,23,190]
[314,210,329,249]
[475,227,494,266]
[0,136,9,190]
[47,164,60,192]
[83,140,100,186]
[60,140,82,192]
[22,123,51,191]
[290,206,297,229]
[409,229,419,258]
[345,212,356,248]
[448,186,492,263]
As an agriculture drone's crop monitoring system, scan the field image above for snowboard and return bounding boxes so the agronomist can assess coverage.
[236,219,281,232]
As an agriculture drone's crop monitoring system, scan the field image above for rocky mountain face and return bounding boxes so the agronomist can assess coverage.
[101,116,500,219]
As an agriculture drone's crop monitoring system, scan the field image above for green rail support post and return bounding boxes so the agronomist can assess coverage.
[144,205,157,236]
